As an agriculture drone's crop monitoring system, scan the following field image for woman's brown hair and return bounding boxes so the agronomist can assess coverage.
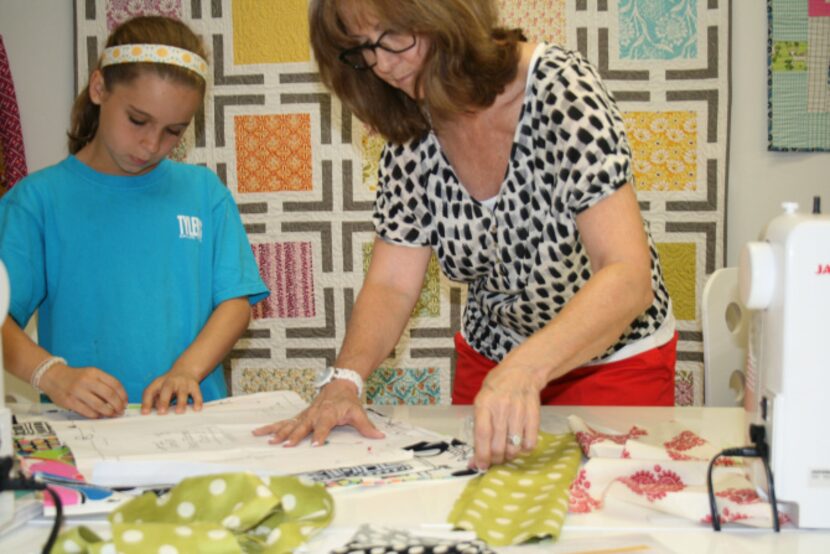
[68,16,208,154]
[310,0,523,144]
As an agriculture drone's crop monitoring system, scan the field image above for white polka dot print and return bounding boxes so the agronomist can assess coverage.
[222,514,241,529]
[300,509,328,520]
[177,501,195,518]
[545,518,562,528]
[209,478,227,495]
[266,528,282,545]
[61,539,81,553]
[300,525,315,536]
[282,493,297,511]
[122,529,143,543]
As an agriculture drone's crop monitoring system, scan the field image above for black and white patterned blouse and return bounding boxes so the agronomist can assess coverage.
[373,44,672,363]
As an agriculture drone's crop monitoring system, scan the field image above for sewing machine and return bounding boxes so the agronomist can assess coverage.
[739,201,830,529]
[0,259,13,530]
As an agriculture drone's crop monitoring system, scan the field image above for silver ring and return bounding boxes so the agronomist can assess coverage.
[509,434,522,447]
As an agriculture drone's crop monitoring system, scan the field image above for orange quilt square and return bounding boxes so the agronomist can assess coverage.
[235,114,312,193]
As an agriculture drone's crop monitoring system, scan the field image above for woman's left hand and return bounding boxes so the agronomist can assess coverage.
[141,370,203,415]
[471,363,545,470]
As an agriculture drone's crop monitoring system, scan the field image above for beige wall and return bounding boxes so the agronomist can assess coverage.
[728,1,829,260]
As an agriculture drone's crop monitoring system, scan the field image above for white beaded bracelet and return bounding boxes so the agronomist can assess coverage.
[30,356,67,392]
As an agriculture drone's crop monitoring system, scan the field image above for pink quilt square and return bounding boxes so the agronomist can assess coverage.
[252,242,316,319]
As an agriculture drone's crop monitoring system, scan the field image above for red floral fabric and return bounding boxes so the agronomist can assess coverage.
[566,415,787,528]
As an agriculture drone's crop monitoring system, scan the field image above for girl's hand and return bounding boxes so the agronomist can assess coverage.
[39,363,128,419]
[252,379,384,446]
[141,370,203,415]
[471,364,544,470]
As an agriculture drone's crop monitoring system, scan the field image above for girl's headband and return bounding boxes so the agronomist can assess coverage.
[100,44,208,80]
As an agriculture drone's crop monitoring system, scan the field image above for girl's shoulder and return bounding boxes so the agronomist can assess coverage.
[163,159,227,190]
[163,158,217,179]
[1,157,75,201]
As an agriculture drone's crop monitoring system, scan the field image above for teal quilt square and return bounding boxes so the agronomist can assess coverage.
[619,0,698,60]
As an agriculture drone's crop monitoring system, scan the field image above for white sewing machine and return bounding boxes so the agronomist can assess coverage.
[739,201,830,529]
[0,259,13,530]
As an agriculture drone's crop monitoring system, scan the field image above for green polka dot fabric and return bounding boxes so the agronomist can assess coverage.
[447,432,581,547]
[50,472,334,554]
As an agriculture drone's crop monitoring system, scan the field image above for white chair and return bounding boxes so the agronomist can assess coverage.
[701,268,749,407]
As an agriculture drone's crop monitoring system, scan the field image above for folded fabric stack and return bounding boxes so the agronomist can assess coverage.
[567,416,787,528]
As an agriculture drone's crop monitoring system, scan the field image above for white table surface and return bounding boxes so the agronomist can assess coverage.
[2,404,829,553]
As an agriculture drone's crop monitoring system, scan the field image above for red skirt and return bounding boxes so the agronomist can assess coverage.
[452,331,677,406]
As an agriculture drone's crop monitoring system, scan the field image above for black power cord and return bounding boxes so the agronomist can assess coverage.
[706,423,780,532]
[0,455,64,553]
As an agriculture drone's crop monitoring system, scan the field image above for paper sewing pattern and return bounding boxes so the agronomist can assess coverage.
[46,391,449,489]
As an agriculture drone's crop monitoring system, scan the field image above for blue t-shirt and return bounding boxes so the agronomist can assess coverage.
[0,156,269,402]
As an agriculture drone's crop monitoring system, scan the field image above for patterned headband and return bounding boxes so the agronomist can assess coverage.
[100,44,208,80]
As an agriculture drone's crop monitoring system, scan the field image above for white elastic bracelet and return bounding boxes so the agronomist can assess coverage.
[331,367,364,398]
[30,356,67,392]
[315,366,364,398]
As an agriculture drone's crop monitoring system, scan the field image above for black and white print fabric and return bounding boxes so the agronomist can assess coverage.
[331,524,495,554]
[373,44,671,363]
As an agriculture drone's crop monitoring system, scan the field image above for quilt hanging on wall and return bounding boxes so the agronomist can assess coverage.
[768,0,830,151]
[74,0,731,406]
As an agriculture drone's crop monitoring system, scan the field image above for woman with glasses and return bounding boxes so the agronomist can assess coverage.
[255,0,676,470]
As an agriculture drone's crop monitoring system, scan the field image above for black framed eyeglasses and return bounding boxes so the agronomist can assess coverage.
[338,31,417,70]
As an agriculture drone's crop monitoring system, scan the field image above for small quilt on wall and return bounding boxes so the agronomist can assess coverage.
[768,0,830,151]
[74,0,731,407]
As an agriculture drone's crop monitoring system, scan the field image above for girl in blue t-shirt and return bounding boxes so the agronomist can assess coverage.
[0,16,268,418]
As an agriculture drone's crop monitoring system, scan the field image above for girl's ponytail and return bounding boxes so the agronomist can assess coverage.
[68,85,99,155]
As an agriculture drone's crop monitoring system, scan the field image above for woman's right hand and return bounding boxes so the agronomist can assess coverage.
[252,379,384,446]
[39,362,129,418]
